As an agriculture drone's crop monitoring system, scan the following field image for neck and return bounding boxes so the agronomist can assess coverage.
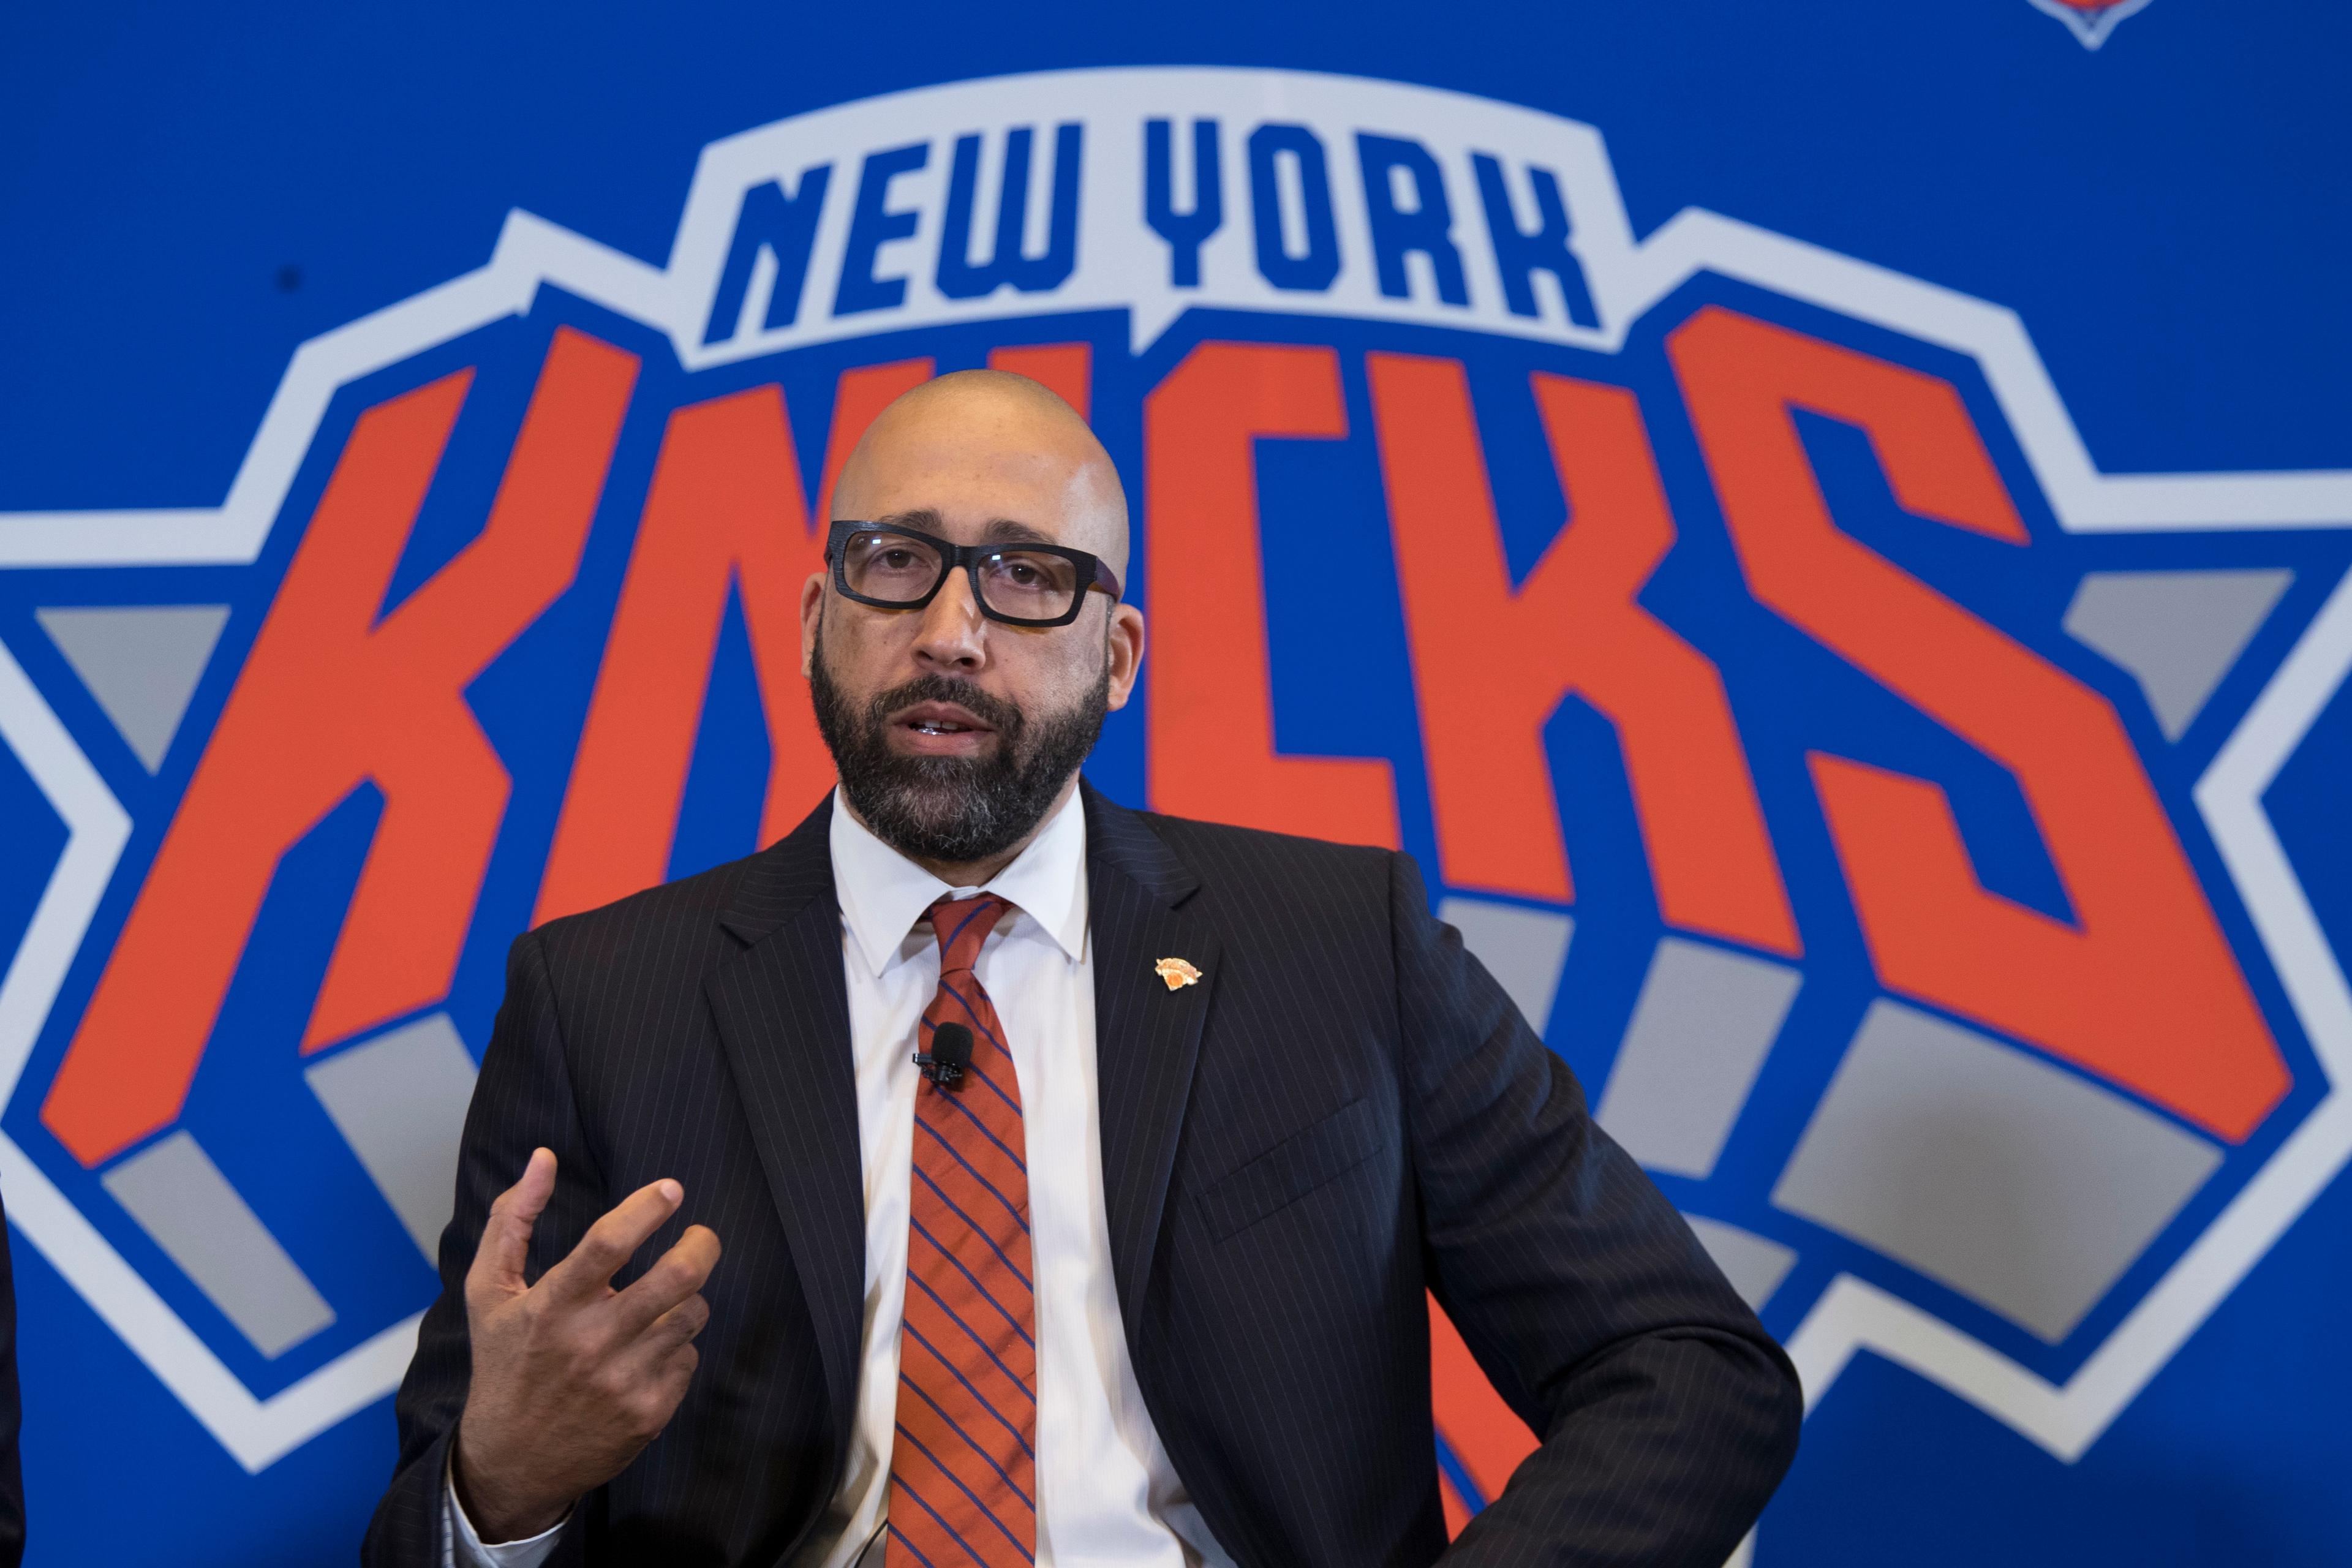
[843,774,1082,888]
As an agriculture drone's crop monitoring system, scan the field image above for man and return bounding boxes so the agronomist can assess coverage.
[365,369,1801,1568]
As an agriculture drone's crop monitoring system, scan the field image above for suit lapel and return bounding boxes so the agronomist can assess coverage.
[1084,783,1219,1357]
[705,797,866,1455]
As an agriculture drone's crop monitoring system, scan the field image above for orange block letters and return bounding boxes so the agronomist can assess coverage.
[1670,306,2286,1140]
[533,359,934,925]
[1371,352,1799,955]
[45,327,639,1166]
[1144,341,1400,847]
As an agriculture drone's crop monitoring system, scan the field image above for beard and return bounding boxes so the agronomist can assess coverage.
[809,639,1110,866]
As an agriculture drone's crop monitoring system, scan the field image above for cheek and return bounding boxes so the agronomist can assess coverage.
[815,622,905,711]
[827,609,914,674]
[998,639,1102,707]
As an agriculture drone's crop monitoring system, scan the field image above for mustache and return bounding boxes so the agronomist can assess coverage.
[867,673,1026,737]
[809,644,1108,866]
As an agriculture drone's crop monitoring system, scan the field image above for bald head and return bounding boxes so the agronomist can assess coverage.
[831,368,1129,576]
[801,366,1148,881]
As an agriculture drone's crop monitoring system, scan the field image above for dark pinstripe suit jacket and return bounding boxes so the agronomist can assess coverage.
[364,785,1800,1568]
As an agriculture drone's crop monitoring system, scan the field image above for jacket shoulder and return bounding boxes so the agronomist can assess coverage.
[524,851,761,970]
[1127,808,1399,904]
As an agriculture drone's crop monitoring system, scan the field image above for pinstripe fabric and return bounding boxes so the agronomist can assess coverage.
[889,895,1036,1568]
[366,783,1801,1568]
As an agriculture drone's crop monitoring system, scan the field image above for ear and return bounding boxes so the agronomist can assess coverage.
[1104,600,1145,712]
[800,571,827,677]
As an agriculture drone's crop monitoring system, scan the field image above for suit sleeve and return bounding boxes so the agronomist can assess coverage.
[363,930,603,1568]
[1394,851,1803,1567]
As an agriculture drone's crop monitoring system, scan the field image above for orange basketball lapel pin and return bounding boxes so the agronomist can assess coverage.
[1154,957,1203,992]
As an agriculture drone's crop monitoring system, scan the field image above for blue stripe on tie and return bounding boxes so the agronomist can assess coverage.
[888,1523,945,1568]
[899,1364,1035,1462]
[904,1320,1038,1431]
[907,1268,1036,1396]
[919,1020,1026,1125]
[956,1053,1025,1120]
[940,899,997,953]
[932,1087,1028,1179]
[912,1166,1034,1288]
[916,1118,1028,1230]
[896,1423,1033,1550]
[889,1473,992,1567]
[939,983,1011,1060]
[910,1217,1034,1346]
[899,1375,1037,1504]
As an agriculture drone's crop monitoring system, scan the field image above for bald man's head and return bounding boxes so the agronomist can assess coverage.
[798,364,1148,877]
[831,368,1129,576]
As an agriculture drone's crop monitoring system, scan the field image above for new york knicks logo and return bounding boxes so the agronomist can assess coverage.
[0,70,2343,1553]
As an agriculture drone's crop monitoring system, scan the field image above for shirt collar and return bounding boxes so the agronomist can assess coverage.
[827,784,1090,978]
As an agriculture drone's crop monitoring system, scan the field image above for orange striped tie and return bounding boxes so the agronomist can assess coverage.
[889,893,1036,1567]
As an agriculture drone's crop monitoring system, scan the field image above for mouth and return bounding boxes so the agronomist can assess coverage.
[889,699,1000,756]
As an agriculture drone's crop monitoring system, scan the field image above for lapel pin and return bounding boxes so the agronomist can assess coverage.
[1154,957,1203,992]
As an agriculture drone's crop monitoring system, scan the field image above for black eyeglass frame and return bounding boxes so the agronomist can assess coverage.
[826,519,1124,628]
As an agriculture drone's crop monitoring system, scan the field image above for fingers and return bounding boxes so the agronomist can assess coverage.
[608,1226,722,1341]
[540,1178,687,1305]
[612,1305,707,1425]
[652,1292,712,1350]
[620,1292,711,1368]
[467,1148,556,1303]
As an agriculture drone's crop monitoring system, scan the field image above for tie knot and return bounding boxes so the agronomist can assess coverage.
[927,892,1014,972]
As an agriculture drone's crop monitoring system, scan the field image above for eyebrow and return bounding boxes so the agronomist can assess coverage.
[979,518,1057,547]
[864,507,945,531]
[861,511,1063,549]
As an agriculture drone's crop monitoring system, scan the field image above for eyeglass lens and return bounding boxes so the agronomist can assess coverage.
[840,529,1082,619]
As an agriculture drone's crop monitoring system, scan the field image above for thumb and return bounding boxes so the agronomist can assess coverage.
[469,1147,556,1304]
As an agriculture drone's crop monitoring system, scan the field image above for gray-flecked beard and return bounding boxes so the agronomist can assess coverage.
[809,645,1109,867]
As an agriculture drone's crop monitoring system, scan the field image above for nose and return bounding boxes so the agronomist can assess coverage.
[910,567,987,673]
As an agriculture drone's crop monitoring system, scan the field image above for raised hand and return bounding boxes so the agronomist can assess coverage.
[451,1148,722,1543]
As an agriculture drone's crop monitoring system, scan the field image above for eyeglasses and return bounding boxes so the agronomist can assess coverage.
[826,520,1123,628]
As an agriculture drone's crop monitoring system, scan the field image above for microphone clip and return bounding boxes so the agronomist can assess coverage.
[914,1054,965,1090]
[914,1021,974,1091]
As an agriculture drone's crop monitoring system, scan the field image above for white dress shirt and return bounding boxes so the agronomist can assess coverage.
[450,788,1233,1567]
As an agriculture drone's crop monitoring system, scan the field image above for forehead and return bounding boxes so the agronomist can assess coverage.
[846,437,1090,535]
[856,510,1056,550]
[835,396,1121,557]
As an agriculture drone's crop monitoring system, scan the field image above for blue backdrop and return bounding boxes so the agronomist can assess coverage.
[1,4,2348,1564]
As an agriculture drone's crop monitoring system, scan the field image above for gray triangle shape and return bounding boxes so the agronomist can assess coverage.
[2064,569,2290,741]
[37,605,231,771]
